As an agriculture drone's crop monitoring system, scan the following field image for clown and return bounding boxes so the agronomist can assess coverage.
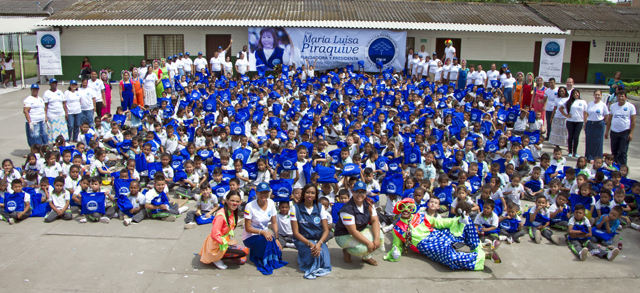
[443,39,457,65]
[384,198,500,270]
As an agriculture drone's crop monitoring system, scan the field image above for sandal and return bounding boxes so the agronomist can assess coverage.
[342,249,352,263]
[362,258,378,266]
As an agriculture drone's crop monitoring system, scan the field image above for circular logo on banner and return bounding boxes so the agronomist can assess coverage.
[544,41,561,57]
[366,35,398,67]
[87,201,98,211]
[6,201,17,212]
[387,183,396,193]
[40,34,57,49]
[119,187,130,196]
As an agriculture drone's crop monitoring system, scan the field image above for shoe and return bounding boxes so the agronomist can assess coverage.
[483,239,493,247]
[498,235,508,241]
[492,240,502,250]
[184,222,197,229]
[123,218,132,226]
[482,246,501,263]
[213,260,227,270]
[285,243,296,249]
[607,248,620,261]
[178,206,189,214]
[550,235,560,245]
[507,236,514,244]
[382,224,394,233]
[99,217,111,224]
[579,248,588,261]
[78,218,87,223]
[533,230,541,244]
[162,215,177,222]
[8,218,15,225]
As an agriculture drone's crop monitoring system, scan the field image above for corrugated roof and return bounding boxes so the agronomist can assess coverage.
[38,0,567,34]
[0,16,49,34]
[0,0,79,16]
[528,3,640,32]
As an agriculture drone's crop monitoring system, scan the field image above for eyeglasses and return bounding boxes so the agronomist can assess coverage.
[397,203,417,214]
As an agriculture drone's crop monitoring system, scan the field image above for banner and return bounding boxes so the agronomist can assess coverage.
[248,27,406,72]
[538,38,565,82]
[36,31,63,75]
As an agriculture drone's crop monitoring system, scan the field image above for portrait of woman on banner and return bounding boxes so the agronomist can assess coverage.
[249,27,292,71]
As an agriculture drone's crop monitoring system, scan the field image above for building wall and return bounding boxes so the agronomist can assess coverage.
[56,26,640,83]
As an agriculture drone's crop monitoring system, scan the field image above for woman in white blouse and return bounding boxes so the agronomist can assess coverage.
[64,80,83,142]
[584,90,609,162]
[142,65,159,108]
[559,89,588,157]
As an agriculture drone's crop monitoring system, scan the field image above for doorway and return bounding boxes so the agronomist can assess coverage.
[435,38,461,62]
[205,34,232,61]
[533,41,542,77]
[569,41,590,83]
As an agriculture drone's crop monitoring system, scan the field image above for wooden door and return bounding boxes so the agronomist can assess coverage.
[569,41,590,83]
[435,38,461,62]
[533,41,542,77]
[205,34,231,61]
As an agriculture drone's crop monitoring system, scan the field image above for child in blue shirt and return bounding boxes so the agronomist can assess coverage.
[592,206,622,246]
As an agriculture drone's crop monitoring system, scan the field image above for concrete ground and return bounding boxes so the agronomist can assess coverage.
[1,85,640,292]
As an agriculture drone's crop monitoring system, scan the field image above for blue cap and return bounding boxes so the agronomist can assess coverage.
[167,56,172,60]
[502,63,508,68]
[198,51,202,55]
[30,84,39,89]
[70,80,78,85]
[353,181,366,191]
[432,52,437,55]
[49,78,58,84]
[185,52,190,55]
[453,57,458,60]
[173,55,178,59]
[256,182,270,192]
[505,70,511,73]
[218,46,223,49]
[178,52,183,56]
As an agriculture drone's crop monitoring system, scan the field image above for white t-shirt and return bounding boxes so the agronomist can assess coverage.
[503,77,515,88]
[64,176,81,191]
[224,61,233,74]
[276,213,292,236]
[23,95,46,123]
[434,67,443,82]
[43,89,66,118]
[474,70,487,86]
[429,60,439,73]
[444,46,456,63]
[64,90,82,115]
[293,161,307,189]
[417,50,428,59]
[242,199,277,240]
[196,195,217,212]
[421,62,430,76]
[235,59,249,75]
[487,70,500,86]
[410,58,420,75]
[544,87,558,111]
[210,57,222,71]
[87,79,105,103]
[49,190,70,210]
[183,58,193,72]
[3,59,14,70]
[610,102,637,133]
[448,64,461,81]
[586,101,609,122]
[474,212,499,227]
[40,162,62,178]
[138,66,148,77]
[564,99,588,122]
[554,97,570,116]
[502,184,524,208]
[143,73,158,91]
[193,57,208,72]
[78,87,94,111]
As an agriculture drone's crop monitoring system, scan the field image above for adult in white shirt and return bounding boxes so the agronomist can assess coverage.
[428,53,440,82]
[584,89,609,161]
[137,60,148,80]
[474,64,487,88]
[64,80,83,142]
[175,54,184,77]
[448,57,461,87]
[443,40,456,64]
[548,87,570,147]
[223,56,233,78]
[605,91,636,165]
[42,79,69,143]
[434,61,443,83]
[421,56,431,79]
[2,53,16,87]
[442,58,452,84]
[87,71,105,118]
[217,39,233,65]
[501,70,516,104]
[405,48,414,71]
[543,78,559,139]
[486,63,500,89]
[209,51,222,79]
[142,66,159,108]
[78,79,96,127]
[417,45,428,59]
[237,45,250,62]
[23,84,48,146]
[183,52,193,76]
[193,52,208,73]
[417,58,425,78]
[559,89,588,157]
[235,53,249,76]
[242,182,287,274]
[410,54,420,77]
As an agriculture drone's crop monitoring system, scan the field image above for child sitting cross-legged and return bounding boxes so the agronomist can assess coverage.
[567,204,619,261]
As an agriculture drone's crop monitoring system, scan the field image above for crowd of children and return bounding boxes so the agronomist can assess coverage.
[2,62,640,264]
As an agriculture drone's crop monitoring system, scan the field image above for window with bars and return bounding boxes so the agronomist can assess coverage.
[406,37,415,53]
[144,35,184,61]
[603,41,640,63]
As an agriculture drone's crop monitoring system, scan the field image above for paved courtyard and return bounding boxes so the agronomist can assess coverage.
[1,86,639,292]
